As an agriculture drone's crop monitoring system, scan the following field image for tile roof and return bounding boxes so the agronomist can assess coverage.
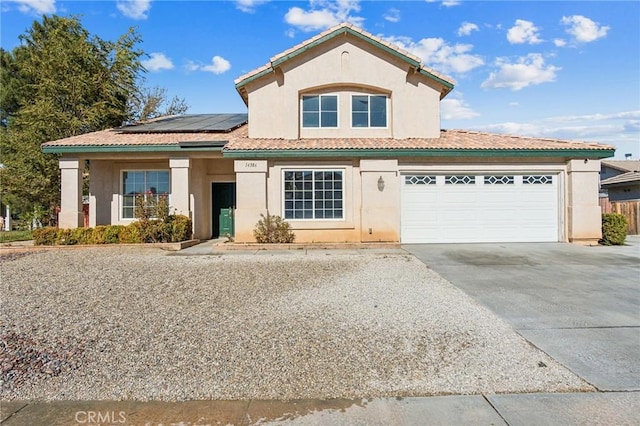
[42,125,248,147]
[600,171,640,186]
[224,129,615,152]
[42,125,614,154]
[601,159,640,173]
[234,23,455,98]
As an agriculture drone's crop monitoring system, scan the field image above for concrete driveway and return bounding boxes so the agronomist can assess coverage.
[404,237,640,392]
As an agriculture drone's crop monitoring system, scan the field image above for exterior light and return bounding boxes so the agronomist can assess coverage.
[377,176,385,192]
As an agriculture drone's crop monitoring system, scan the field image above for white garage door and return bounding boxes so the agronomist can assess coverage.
[401,174,559,243]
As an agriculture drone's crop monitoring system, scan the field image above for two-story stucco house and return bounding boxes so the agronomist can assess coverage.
[43,23,614,244]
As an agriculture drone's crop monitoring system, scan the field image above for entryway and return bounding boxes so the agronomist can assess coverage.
[211,182,236,238]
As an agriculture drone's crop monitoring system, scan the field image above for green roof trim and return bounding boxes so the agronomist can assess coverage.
[42,144,225,154]
[223,148,615,159]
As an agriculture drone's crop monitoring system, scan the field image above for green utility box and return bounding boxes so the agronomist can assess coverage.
[219,208,234,237]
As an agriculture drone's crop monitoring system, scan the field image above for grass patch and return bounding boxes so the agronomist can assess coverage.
[0,230,34,243]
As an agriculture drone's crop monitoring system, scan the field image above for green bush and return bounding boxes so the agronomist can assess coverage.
[33,227,59,245]
[601,213,627,246]
[119,223,142,244]
[253,212,295,243]
[103,225,125,244]
[90,226,108,244]
[170,215,193,242]
[32,214,192,246]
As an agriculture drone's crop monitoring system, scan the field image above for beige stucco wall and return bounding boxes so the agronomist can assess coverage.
[567,159,602,243]
[82,155,234,240]
[244,34,443,140]
[62,154,603,245]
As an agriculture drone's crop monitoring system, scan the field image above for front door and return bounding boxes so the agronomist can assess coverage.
[211,182,236,238]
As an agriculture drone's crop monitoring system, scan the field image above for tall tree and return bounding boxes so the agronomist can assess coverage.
[0,15,187,222]
[128,85,189,123]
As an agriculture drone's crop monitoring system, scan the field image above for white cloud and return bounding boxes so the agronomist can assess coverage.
[474,111,640,158]
[553,38,567,47]
[285,0,364,32]
[234,0,269,13]
[285,28,296,38]
[184,61,199,72]
[506,19,542,44]
[116,0,151,20]
[457,22,479,37]
[8,0,55,14]
[481,53,560,91]
[561,15,609,43]
[384,35,484,74]
[201,56,231,74]
[508,102,520,107]
[383,8,400,23]
[441,95,480,120]
[141,53,174,72]
[425,0,460,6]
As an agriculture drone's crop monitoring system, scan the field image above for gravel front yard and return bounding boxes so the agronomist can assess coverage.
[0,247,593,401]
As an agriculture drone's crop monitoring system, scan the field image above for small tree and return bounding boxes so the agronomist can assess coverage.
[253,212,295,243]
[601,213,627,245]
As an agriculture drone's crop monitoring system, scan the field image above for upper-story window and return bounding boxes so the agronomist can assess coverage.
[302,95,338,128]
[352,95,387,128]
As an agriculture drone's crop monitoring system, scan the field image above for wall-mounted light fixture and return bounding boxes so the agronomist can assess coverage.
[377,176,385,192]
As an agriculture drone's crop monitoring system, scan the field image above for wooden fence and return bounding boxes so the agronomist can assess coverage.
[599,198,640,235]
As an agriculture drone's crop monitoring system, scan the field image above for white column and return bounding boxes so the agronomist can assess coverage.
[59,158,84,229]
[170,158,191,217]
[4,205,11,231]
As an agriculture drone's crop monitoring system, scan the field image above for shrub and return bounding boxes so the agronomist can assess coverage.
[170,215,192,242]
[601,213,627,246]
[103,225,125,244]
[33,227,59,245]
[137,220,171,243]
[253,212,295,243]
[90,226,108,244]
[119,223,142,244]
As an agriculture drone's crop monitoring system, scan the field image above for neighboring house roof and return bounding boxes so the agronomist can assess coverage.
[601,160,640,173]
[600,171,640,187]
[42,122,616,158]
[234,23,456,104]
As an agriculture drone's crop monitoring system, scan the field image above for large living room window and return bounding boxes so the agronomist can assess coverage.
[122,170,170,219]
[302,95,338,128]
[283,170,343,219]
[352,95,387,128]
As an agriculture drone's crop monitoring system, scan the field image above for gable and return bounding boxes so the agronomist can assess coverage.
[235,23,455,105]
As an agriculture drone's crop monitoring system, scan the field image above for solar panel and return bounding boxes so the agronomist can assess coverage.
[121,114,248,133]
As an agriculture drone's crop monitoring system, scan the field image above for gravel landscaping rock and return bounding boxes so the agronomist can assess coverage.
[0,247,593,401]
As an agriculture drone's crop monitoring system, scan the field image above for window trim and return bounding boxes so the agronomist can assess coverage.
[301,94,339,128]
[120,169,171,221]
[351,94,388,129]
[282,168,345,221]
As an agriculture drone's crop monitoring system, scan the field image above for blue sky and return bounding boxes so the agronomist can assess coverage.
[2,0,639,158]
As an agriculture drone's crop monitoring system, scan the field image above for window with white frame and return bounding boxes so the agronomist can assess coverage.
[122,170,170,219]
[302,95,338,128]
[352,95,387,128]
[283,170,343,219]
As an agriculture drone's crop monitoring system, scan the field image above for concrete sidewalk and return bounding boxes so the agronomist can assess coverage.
[2,392,639,425]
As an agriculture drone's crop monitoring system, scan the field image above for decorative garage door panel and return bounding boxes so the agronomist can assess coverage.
[401,174,559,243]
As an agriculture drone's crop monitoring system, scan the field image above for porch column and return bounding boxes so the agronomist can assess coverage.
[234,160,268,242]
[567,158,602,244]
[170,158,191,217]
[59,158,84,228]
